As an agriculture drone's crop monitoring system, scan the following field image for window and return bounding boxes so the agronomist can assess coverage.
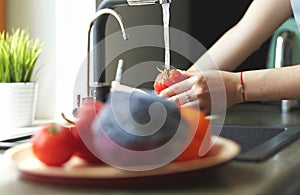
[7,0,95,120]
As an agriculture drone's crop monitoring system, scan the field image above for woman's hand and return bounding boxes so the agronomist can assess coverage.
[159,70,243,116]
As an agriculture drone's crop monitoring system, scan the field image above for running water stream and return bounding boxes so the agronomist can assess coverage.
[162,3,170,71]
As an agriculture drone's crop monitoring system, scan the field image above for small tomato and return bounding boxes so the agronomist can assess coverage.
[32,123,76,166]
[153,69,186,94]
[74,99,105,164]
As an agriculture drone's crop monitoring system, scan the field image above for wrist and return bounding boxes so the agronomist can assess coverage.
[223,72,244,107]
[232,72,246,104]
[239,71,246,102]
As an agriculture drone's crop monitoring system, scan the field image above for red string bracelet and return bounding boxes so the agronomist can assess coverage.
[239,72,246,102]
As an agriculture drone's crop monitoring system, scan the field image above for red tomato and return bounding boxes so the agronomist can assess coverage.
[175,107,211,162]
[32,123,76,166]
[153,69,186,94]
[74,99,104,164]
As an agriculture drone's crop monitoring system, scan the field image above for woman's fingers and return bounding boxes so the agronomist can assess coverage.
[159,77,193,98]
[167,89,193,105]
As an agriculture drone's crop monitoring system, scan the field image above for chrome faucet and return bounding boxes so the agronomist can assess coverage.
[274,31,294,69]
[92,0,172,100]
[274,30,299,112]
[87,8,128,99]
[74,0,172,116]
[73,8,128,116]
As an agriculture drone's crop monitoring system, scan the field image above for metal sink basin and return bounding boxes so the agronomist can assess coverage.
[212,125,300,162]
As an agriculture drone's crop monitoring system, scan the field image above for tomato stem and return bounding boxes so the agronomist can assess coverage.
[163,68,170,78]
[156,65,170,78]
[48,123,60,135]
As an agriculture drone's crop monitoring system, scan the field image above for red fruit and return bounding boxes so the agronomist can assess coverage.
[32,123,76,166]
[74,99,105,164]
[175,107,211,162]
[153,69,186,94]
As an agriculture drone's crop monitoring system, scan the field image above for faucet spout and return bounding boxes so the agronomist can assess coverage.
[93,0,172,85]
[88,8,128,41]
[87,8,128,97]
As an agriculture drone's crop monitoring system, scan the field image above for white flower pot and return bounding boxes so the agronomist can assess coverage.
[0,82,38,128]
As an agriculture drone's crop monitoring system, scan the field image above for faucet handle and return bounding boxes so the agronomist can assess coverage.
[115,59,125,83]
[127,0,171,6]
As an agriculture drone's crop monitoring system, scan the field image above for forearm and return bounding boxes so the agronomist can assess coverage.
[242,65,300,102]
[190,0,292,72]
[190,25,252,71]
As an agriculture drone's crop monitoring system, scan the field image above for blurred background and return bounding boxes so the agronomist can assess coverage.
[1,0,272,121]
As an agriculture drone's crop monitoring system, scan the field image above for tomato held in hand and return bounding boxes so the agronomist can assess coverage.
[153,69,186,94]
[32,123,76,166]
[74,99,105,164]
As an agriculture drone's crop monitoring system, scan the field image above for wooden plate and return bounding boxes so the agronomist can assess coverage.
[4,136,240,187]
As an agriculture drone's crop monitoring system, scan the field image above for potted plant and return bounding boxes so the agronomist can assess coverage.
[0,28,44,128]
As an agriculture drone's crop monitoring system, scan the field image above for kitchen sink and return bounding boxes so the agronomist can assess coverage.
[212,125,300,162]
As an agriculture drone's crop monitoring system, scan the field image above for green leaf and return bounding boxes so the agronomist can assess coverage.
[0,28,44,82]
